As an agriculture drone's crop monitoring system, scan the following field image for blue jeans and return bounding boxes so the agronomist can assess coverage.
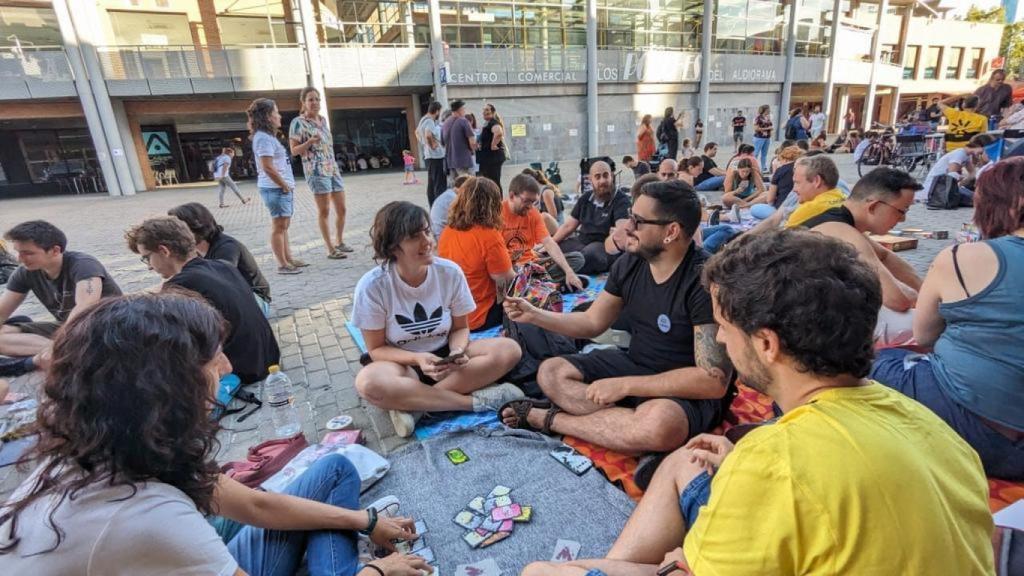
[695,175,725,191]
[225,454,361,576]
[753,136,771,170]
[871,348,1024,480]
[701,224,740,254]
[959,186,974,207]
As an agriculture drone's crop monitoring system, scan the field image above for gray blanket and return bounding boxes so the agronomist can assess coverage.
[360,427,635,574]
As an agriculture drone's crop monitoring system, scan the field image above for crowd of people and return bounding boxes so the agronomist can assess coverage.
[0,82,1021,575]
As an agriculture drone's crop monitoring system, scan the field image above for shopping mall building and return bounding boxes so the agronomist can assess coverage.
[0,0,1005,198]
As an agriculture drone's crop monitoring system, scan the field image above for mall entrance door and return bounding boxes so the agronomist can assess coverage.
[330,109,409,172]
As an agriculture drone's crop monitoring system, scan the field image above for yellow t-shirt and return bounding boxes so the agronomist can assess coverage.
[784,188,845,229]
[943,107,988,151]
[683,383,994,575]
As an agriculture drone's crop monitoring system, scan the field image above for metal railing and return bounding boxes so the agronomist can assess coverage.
[0,45,74,81]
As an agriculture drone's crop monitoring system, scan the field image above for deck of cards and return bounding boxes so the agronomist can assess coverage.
[454,485,532,548]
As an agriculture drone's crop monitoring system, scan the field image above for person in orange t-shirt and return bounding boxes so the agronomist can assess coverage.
[501,173,585,288]
[438,176,514,331]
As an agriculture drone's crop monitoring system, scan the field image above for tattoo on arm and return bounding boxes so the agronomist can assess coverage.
[694,324,734,387]
[85,278,97,295]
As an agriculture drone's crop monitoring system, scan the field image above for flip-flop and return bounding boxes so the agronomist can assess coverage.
[327,250,348,260]
[499,398,561,435]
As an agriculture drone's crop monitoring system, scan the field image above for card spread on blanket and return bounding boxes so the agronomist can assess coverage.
[455,485,532,548]
[455,558,501,576]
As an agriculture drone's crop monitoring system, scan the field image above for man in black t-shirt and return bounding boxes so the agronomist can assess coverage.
[732,110,746,152]
[693,142,726,192]
[0,221,121,374]
[502,180,733,456]
[553,161,631,274]
[126,217,280,384]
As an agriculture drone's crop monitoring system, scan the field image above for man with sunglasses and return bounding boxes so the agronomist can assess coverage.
[502,180,734,465]
[0,220,121,376]
[800,167,923,344]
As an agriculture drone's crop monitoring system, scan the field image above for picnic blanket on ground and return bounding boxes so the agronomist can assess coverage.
[359,427,634,573]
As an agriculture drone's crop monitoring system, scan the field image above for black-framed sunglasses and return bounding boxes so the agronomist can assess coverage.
[629,214,674,228]
[876,200,908,217]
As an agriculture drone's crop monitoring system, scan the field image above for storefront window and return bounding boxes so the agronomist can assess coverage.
[16,129,105,194]
[714,0,783,55]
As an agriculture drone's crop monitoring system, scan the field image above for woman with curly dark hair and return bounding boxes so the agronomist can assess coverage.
[438,176,514,332]
[248,97,305,275]
[0,292,428,575]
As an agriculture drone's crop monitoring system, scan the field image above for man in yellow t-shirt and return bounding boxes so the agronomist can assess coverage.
[521,230,994,576]
[940,94,988,152]
[748,155,845,234]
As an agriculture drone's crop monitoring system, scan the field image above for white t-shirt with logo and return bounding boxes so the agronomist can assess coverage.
[352,258,476,353]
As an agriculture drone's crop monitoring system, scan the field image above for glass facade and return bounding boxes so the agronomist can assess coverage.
[922,45,940,79]
[713,0,784,54]
[0,5,62,47]
[946,46,963,80]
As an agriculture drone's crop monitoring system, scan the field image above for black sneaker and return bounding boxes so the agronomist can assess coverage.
[634,452,666,492]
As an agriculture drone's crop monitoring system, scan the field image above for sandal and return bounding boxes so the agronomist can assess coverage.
[327,249,348,260]
[499,398,561,435]
[288,259,310,268]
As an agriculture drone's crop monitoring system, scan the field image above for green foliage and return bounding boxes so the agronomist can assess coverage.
[964,4,1022,78]
[964,5,1005,23]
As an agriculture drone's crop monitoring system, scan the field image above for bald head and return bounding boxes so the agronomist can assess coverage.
[657,159,678,181]
[588,160,613,198]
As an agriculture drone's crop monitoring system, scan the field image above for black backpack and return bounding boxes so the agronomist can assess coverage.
[926,174,961,210]
[784,117,799,140]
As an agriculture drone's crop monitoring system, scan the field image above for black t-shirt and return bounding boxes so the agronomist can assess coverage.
[770,162,795,208]
[799,205,856,229]
[165,258,280,384]
[632,162,651,177]
[926,104,942,122]
[605,244,714,373]
[207,233,271,302]
[6,251,122,322]
[694,155,717,185]
[570,189,631,245]
[732,116,746,133]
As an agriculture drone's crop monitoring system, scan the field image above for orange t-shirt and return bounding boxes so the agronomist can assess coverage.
[500,200,550,265]
[437,225,512,329]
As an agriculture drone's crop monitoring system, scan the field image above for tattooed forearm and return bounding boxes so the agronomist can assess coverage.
[694,324,734,386]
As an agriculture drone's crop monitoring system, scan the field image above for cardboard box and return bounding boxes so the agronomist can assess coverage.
[871,234,918,252]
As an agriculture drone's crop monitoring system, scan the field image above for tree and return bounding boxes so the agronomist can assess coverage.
[964,4,1024,80]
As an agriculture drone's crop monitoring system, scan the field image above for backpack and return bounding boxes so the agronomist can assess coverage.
[214,374,262,421]
[926,174,961,210]
[784,117,799,140]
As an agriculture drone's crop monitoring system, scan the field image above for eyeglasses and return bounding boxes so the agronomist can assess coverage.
[876,200,909,217]
[629,214,674,229]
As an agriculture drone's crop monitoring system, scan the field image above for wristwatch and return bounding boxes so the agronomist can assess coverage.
[359,507,378,536]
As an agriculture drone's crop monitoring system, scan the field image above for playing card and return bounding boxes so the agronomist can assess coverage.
[492,495,512,507]
[414,520,428,535]
[488,485,511,497]
[480,530,510,548]
[454,510,484,530]
[456,558,501,576]
[551,539,582,562]
[446,448,470,465]
[416,547,435,563]
[475,527,492,537]
[394,540,412,554]
[480,517,502,533]
[490,503,522,521]
[498,519,514,532]
[463,530,488,548]
[411,538,427,553]
[513,505,532,522]
[484,497,497,512]
[468,496,485,513]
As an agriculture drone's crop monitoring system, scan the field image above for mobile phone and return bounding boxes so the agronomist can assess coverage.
[550,445,593,476]
[436,351,466,365]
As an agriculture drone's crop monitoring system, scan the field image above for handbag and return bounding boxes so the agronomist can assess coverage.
[220,433,309,488]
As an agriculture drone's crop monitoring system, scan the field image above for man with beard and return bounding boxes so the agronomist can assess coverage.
[520,229,994,576]
[501,173,585,288]
[500,179,734,458]
[552,161,630,274]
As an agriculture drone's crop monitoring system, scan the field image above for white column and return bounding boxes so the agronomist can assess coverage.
[779,0,799,141]
[698,0,712,128]
[888,87,901,124]
[822,0,843,121]
[864,0,889,130]
[297,0,329,131]
[110,99,146,192]
[427,0,448,107]
[51,0,121,196]
[586,0,598,157]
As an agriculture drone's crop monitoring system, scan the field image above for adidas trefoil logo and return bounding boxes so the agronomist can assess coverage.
[395,303,444,335]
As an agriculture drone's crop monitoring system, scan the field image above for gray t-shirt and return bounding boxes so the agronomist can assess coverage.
[430,189,457,238]
[417,115,445,160]
[252,130,295,190]
[1,467,237,576]
[5,251,122,322]
[442,116,475,170]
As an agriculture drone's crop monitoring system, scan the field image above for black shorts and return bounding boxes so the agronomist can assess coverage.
[562,348,726,440]
[359,344,450,385]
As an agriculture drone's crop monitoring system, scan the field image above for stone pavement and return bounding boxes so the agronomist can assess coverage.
[0,154,974,497]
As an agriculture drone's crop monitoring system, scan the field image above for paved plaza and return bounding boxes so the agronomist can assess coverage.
[0,154,974,496]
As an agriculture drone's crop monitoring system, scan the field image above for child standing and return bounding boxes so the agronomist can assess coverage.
[402,149,419,185]
[680,138,695,159]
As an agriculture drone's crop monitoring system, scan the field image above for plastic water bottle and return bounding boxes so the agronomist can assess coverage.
[265,365,300,438]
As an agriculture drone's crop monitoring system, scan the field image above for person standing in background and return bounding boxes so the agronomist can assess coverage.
[657,107,681,160]
[289,87,352,260]
[442,100,477,178]
[973,69,1013,130]
[731,110,746,153]
[476,104,507,192]
[693,117,704,150]
[752,105,773,172]
[844,108,857,132]
[809,104,827,138]
[212,147,248,208]
[417,101,446,206]
[636,114,656,162]
[467,112,481,175]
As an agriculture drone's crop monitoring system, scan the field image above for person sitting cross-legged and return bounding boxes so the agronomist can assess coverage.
[871,157,1024,481]
[125,216,280,385]
[501,179,733,459]
[552,161,631,275]
[0,221,122,376]
[353,201,523,438]
[522,229,995,576]
[800,167,923,345]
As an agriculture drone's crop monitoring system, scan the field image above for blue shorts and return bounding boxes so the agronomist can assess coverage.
[259,187,294,218]
[306,173,344,195]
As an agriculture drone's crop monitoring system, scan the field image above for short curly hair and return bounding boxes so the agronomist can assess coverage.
[702,228,881,378]
[125,216,196,260]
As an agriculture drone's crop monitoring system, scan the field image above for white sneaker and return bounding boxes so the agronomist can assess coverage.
[357,495,402,563]
[471,382,525,413]
[389,409,420,438]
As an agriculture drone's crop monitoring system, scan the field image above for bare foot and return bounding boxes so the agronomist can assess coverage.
[501,406,547,430]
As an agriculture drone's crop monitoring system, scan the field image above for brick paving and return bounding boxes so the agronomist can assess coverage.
[0,154,974,496]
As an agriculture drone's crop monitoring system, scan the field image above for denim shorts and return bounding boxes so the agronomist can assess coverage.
[259,187,294,218]
[679,470,713,528]
[307,173,344,195]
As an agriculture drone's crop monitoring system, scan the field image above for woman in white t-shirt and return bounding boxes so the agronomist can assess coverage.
[353,201,523,438]
[248,98,306,275]
[0,293,427,576]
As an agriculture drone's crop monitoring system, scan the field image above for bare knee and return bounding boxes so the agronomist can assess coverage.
[630,413,688,452]
[537,357,578,395]
[491,337,522,371]
[355,366,391,404]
